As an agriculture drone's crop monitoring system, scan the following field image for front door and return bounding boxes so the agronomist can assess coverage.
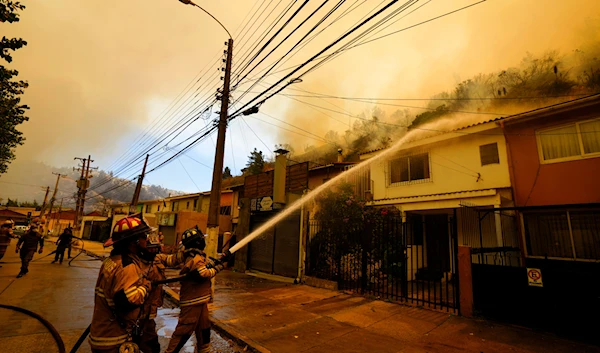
[425,214,450,272]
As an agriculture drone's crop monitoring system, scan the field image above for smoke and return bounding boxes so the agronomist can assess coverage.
[270,1,600,159]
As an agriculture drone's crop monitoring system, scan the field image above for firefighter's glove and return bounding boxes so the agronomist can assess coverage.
[15,247,20,253]
[208,257,225,271]
[219,249,232,263]
[38,247,43,254]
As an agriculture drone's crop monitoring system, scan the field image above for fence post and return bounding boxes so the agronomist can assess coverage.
[458,246,474,317]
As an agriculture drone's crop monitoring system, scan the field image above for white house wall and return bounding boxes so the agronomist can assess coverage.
[368,127,511,202]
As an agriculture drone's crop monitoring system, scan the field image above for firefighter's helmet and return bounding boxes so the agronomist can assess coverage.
[181,226,205,248]
[104,216,151,248]
[1,220,14,228]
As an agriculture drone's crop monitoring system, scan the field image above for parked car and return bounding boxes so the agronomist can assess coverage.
[13,225,28,237]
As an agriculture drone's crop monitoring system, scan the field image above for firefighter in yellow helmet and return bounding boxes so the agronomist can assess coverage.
[164,226,230,353]
[89,215,185,353]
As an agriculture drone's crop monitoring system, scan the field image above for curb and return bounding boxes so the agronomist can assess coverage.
[162,281,270,353]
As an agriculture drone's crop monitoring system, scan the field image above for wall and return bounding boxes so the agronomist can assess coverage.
[504,106,600,206]
[367,127,511,202]
[174,210,231,245]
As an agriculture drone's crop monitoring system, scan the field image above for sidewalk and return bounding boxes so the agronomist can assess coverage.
[78,240,600,353]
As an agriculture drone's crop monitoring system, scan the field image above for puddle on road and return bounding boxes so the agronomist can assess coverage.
[156,307,244,353]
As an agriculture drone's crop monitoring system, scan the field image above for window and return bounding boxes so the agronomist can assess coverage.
[479,143,499,165]
[186,201,190,210]
[537,118,600,162]
[193,199,198,209]
[389,153,430,184]
[220,206,231,215]
[171,201,179,212]
[145,204,151,213]
[157,205,161,212]
[523,210,600,260]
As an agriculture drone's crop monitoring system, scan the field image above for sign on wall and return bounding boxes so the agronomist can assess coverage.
[251,196,274,212]
[527,268,543,287]
[157,213,176,226]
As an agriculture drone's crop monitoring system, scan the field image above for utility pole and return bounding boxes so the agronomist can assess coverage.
[130,154,149,214]
[38,186,50,221]
[206,38,233,259]
[43,172,64,235]
[54,199,63,234]
[74,155,97,229]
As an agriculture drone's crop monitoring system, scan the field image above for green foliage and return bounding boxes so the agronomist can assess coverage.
[244,148,265,175]
[4,198,18,206]
[0,1,29,175]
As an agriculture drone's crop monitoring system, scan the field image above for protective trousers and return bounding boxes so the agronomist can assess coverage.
[139,319,161,353]
[165,303,211,353]
[20,250,35,274]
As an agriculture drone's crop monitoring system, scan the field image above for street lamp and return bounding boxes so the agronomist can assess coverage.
[178,0,233,260]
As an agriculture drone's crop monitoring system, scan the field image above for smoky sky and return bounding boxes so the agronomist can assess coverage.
[2,0,599,192]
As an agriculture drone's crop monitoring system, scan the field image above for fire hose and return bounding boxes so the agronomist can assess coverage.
[0,304,66,353]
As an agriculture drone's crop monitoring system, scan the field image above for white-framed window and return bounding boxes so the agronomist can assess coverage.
[388,153,430,185]
[536,118,600,163]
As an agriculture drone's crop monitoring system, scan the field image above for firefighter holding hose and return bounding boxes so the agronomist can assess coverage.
[89,215,186,353]
[164,226,230,353]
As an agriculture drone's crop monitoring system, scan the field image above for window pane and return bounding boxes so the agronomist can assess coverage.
[479,143,500,165]
[390,157,409,183]
[409,153,429,180]
[538,125,580,160]
[524,212,573,258]
[579,119,600,154]
[570,211,600,260]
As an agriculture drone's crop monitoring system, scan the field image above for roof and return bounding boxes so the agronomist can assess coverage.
[361,93,600,156]
[309,162,357,172]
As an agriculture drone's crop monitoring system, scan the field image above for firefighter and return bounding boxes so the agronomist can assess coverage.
[52,227,73,264]
[88,216,157,353]
[164,226,230,353]
[138,232,197,353]
[15,218,44,278]
[0,220,16,267]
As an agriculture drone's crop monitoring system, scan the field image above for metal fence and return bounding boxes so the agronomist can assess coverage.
[307,213,458,312]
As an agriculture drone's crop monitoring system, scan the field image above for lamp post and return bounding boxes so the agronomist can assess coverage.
[178,0,233,260]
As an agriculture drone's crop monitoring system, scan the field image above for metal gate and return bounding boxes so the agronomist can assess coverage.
[249,211,300,278]
[307,212,458,312]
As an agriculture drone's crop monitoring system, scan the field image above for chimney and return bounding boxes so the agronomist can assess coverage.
[337,148,343,163]
[273,148,289,204]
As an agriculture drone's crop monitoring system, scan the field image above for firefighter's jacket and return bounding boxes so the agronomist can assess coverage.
[89,253,152,350]
[144,252,185,320]
[178,251,224,307]
[16,230,44,252]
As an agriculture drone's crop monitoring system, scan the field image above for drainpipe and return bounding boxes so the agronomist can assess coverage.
[500,121,526,265]
[297,189,308,284]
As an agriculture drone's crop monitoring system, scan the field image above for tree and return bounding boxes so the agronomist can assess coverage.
[0,1,29,175]
[222,166,232,179]
[245,148,265,175]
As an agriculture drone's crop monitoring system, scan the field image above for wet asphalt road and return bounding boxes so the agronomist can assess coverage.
[0,241,244,353]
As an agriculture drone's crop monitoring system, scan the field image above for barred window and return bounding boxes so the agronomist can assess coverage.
[523,210,600,260]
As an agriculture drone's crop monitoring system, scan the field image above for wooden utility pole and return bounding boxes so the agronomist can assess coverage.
[74,155,97,228]
[44,173,64,235]
[206,38,233,259]
[130,154,149,214]
[38,186,50,221]
[53,199,63,234]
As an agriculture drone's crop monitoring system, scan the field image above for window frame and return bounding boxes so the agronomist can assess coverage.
[536,117,600,164]
[388,152,432,186]
[479,142,500,166]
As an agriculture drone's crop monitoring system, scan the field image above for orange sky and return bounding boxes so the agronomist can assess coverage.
[2,0,599,192]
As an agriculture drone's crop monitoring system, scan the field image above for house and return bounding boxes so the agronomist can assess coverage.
[108,190,233,247]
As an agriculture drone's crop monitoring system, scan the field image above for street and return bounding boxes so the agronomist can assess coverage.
[0,241,243,353]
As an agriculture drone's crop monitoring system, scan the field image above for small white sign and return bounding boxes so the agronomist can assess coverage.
[259,196,273,210]
[527,268,543,287]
